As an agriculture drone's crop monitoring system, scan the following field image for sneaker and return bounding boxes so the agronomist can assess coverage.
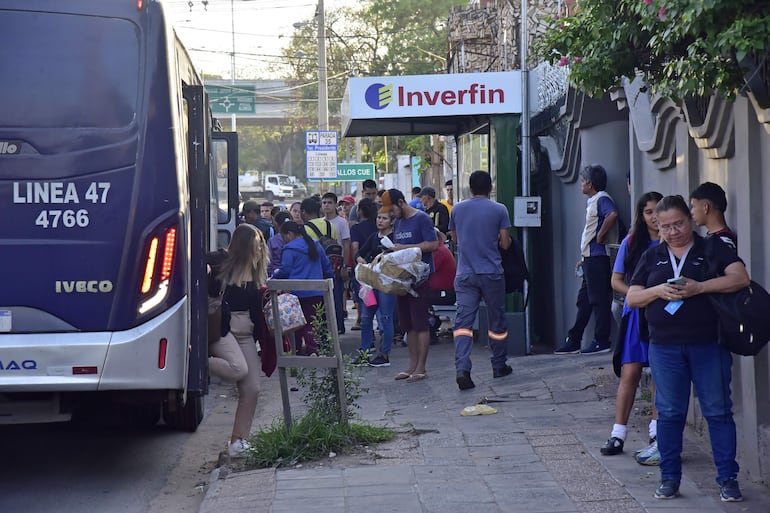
[634,436,656,456]
[600,437,624,456]
[635,440,660,466]
[227,438,251,458]
[654,479,680,499]
[719,478,743,502]
[554,337,580,354]
[368,354,391,367]
[581,340,611,354]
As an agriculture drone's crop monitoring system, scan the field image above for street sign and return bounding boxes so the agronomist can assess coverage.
[206,84,256,114]
[306,130,338,180]
[336,163,375,181]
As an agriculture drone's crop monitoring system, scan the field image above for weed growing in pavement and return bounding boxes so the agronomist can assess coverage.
[294,304,367,423]
[245,409,393,468]
[244,303,393,469]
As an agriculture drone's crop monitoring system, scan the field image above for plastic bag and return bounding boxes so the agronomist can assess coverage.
[460,404,498,416]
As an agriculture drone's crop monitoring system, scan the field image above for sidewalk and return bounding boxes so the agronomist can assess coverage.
[199,325,770,513]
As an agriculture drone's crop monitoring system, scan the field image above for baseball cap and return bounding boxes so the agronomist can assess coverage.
[339,195,355,205]
[418,186,436,198]
[242,199,260,213]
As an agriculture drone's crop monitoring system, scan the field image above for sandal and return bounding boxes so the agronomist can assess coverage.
[394,372,411,380]
[406,373,427,383]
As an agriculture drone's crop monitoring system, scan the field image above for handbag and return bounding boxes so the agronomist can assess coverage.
[263,292,307,334]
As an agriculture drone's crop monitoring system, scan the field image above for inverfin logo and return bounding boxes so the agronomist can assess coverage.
[364,83,393,110]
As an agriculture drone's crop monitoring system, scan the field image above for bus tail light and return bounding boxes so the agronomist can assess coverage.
[138,225,177,315]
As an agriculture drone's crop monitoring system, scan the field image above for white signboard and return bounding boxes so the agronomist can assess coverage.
[306,130,338,180]
[346,71,522,120]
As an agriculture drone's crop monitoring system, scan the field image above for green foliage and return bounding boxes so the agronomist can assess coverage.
[532,0,770,99]
[243,304,393,469]
[295,304,367,424]
[244,410,394,468]
[274,0,465,171]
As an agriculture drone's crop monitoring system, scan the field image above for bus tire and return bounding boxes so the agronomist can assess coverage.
[163,392,204,432]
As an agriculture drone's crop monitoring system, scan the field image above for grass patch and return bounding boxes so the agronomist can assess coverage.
[245,410,394,469]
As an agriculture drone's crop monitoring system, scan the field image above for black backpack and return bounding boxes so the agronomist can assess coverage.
[305,220,344,273]
[705,236,770,356]
[500,237,529,294]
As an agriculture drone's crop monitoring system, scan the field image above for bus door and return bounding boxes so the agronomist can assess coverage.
[211,132,238,249]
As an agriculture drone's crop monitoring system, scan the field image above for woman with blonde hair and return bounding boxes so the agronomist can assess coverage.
[209,223,269,457]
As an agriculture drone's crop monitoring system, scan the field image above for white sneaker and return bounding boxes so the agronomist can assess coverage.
[227,438,251,458]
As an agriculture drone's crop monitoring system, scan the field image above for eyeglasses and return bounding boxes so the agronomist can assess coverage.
[659,219,689,234]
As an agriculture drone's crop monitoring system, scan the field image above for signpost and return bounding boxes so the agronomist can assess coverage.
[207,84,256,115]
[336,163,375,181]
[306,130,338,180]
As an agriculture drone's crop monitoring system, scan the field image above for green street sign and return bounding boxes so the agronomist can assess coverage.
[336,163,375,181]
[206,84,256,114]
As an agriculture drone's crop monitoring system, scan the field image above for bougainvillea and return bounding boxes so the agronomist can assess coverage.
[532,0,770,99]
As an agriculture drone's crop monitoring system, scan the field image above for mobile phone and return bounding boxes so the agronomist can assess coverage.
[667,277,685,285]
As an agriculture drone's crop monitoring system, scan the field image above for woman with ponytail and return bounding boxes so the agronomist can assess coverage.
[271,221,333,354]
[601,191,662,462]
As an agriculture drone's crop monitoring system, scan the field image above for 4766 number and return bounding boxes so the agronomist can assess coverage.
[35,209,89,228]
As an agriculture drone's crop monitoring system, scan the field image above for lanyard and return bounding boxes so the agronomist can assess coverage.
[667,242,693,279]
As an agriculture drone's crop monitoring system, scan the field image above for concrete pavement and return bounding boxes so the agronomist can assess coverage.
[199,324,770,513]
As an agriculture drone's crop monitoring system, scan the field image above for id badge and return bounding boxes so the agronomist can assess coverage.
[664,300,684,315]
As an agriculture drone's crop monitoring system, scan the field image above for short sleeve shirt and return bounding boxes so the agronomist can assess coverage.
[613,235,660,281]
[449,197,511,276]
[328,215,350,243]
[630,234,742,344]
[394,210,437,272]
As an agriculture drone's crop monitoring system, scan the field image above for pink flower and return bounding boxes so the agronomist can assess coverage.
[558,56,570,66]
[572,56,582,63]
[644,0,652,5]
[658,6,666,19]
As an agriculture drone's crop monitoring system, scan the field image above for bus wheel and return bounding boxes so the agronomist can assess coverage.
[163,392,204,432]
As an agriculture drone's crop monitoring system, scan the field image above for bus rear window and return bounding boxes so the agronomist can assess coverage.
[0,10,139,129]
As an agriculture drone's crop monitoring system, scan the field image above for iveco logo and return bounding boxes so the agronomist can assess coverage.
[0,141,21,155]
[55,280,114,293]
[364,83,393,110]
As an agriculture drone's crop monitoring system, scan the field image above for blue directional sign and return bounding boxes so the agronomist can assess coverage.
[306,130,338,180]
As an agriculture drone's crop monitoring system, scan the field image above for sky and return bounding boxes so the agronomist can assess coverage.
[163,0,352,79]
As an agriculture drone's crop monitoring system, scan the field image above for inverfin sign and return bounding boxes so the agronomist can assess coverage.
[342,71,522,137]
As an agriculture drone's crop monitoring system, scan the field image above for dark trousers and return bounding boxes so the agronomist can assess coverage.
[568,255,612,345]
[333,275,345,332]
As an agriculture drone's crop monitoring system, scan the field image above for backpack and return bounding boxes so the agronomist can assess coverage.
[705,236,770,356]
[305,220,344,273]
[500,236,529,295]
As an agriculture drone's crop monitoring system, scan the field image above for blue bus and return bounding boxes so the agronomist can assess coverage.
[0,0,239,431]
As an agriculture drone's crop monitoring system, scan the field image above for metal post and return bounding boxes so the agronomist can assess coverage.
[317,0,328,131]
[520,0,532,354]
[230,0,237,131]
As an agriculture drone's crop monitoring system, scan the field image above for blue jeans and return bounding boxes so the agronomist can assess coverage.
[648,342,739,485]
[361,290,395,355]
[453,273,508,373]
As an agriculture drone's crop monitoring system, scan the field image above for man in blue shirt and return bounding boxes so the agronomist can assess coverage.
[381,189,438,383]
[555,164,619,354]
[448,171,513,390]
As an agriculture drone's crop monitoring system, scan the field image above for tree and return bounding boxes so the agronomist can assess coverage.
[274,0,465,175]
[532,0,770,99]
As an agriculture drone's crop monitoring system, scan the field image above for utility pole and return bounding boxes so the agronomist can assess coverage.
[317,0,328,131]
[230,0,237,131]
